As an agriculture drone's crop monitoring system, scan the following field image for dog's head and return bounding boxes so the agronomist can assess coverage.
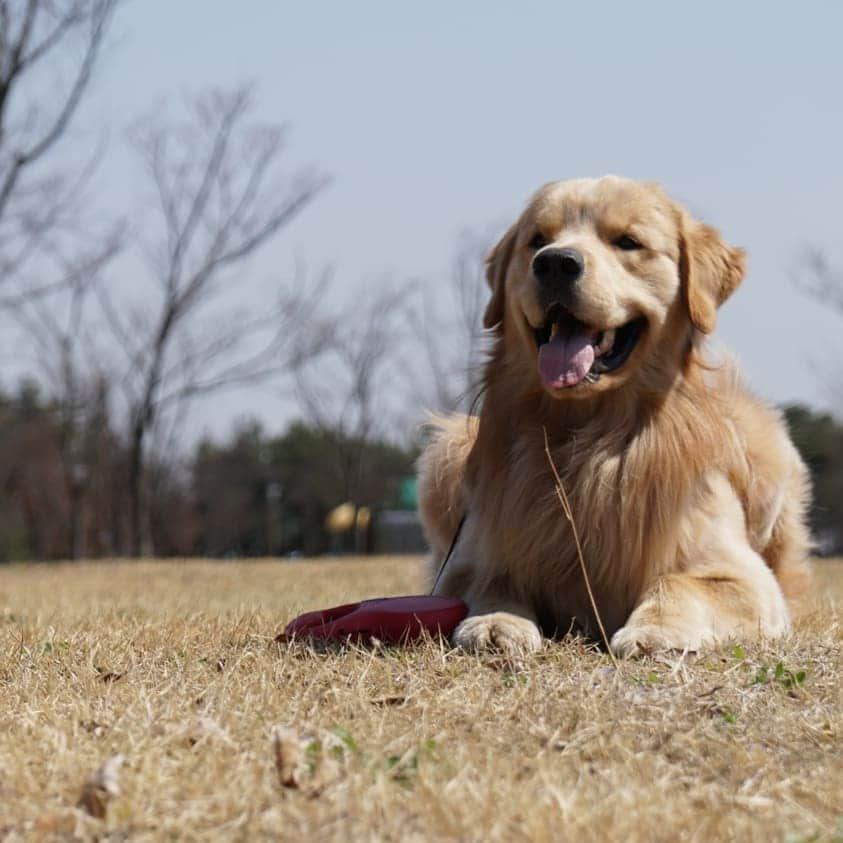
[484,176,745,397]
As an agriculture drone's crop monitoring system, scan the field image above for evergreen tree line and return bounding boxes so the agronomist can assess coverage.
[1,380,841,560]
[0,380,417,560]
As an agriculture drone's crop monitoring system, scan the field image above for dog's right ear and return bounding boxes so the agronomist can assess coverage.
[483,223,518,330]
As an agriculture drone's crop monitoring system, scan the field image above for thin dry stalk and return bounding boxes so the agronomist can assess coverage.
[543,426,619,667]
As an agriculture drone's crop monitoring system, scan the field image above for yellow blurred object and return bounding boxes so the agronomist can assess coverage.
[325,502,356,534]
[325,503,371,535]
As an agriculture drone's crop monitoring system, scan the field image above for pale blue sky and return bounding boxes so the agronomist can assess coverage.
[68,2,843,438]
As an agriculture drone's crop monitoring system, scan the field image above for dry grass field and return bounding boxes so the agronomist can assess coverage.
[0,556,841,842]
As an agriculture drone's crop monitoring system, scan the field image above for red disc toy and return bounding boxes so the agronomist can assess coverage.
[282,595,468,644]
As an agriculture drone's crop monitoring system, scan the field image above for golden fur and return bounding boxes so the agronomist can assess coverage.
[418,176,811,656]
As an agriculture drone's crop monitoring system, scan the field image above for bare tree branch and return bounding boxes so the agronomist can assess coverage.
[411,226,496,413]
[102,86,328,555]
[295,282,411,514]
[8,235,121,558]
[0,0,123,312]
[0,1,119,221]
[798,247,843,314]
[0,220,120,308]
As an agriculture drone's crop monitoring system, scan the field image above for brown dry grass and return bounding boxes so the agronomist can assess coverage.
[0,556,841,842]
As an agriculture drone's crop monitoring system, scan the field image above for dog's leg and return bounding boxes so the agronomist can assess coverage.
[451,604,543,655]
[436,562,543,655]
[609,564,788,657]
[430,514,542,655]
[452,608,543,655]
[611,474,791,657]
[416,414,477,558]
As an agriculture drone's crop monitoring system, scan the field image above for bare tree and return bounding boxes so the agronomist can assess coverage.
[800,249,843,312]
[798,247,843,408]
[99,87,329,556]
[415,226,496,414]
[0,0,121,306]
[1,1,124,555]
[296,283,409,536]
[12,236,120,558]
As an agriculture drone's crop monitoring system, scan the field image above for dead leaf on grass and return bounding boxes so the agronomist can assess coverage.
[271,725,342,795]
[369,695,407,707]
[273,726,304,788]
[184,716,234,748]
[78,754,123,819]
[696,685,725,698]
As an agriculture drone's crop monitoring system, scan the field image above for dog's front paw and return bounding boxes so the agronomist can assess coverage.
[610,623,703,658]
[452,612,542,655]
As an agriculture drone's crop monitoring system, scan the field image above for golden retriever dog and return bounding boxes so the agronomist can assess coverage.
[418,176,811,657]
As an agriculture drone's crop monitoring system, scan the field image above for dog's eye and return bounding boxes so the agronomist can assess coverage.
[614,234,643,251]
[528,232,548,250]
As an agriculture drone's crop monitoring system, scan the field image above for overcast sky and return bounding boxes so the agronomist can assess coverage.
[25,1,843,441]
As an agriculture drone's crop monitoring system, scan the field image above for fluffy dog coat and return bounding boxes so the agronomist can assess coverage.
[418,177,811,656]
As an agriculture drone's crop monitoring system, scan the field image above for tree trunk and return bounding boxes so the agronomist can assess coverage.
[128,422,146,557]
[68,480,85,560]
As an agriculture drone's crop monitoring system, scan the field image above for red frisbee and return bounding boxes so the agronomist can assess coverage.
[282,595,468,644]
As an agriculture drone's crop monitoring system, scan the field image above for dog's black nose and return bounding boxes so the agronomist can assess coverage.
[532,247,585,286]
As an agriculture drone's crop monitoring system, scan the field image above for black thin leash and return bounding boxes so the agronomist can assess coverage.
[429,513,466,596]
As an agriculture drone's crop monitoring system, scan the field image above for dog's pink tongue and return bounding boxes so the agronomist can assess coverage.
[538,329,596,388]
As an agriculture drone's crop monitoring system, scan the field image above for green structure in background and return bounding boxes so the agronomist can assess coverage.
[399,477,418,510]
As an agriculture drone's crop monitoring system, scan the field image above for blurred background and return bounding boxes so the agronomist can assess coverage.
[1,0,842,561]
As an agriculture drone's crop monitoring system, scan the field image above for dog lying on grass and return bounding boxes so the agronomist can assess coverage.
[418,176,811,657]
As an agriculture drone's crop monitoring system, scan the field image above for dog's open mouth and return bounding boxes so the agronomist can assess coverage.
[532,305,645,389]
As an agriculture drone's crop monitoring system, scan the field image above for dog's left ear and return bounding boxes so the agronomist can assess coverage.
[679,214,746,334]
[483,223,518,330]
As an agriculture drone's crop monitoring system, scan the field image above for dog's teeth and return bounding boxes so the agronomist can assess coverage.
[550,322,560,339]
[596,329,616,356]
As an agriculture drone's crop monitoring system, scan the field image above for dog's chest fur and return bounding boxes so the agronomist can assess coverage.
[466,380,734,636]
